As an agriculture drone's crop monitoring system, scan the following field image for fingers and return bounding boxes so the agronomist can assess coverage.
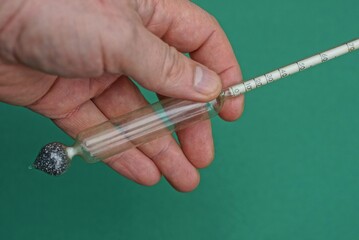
[103,150,161,186]
[115,27,222,102]
[157,94,215,169]
[53,100,161,186]
[93,77,200,192]
[136,0,244,121]
[134,0,243,169]
[22,72,161,186]
[177,120,214,168]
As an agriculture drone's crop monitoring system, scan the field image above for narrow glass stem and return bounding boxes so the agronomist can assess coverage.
[221,88,237,100]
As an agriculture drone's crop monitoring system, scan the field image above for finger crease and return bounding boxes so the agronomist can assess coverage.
[149,140,172,162]
[161,17,175,39]
[60,105,81,120]
[218,65,238,76]
[193,29,216,53]
[26,76,60,107]
[144,0,161,27]
[104,151,126,166]
[98,35,107,74]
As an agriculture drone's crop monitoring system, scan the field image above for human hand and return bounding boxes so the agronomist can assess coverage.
[0,0,244,191]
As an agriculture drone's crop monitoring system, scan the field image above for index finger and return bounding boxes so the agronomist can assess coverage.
[136,0,244,120]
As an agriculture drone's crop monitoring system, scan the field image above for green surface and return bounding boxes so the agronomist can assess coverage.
[1,0,359,239]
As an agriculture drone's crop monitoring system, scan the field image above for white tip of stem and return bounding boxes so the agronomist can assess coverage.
[66,146,80,159]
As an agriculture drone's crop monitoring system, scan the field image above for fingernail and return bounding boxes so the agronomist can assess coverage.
[194,66,221,95]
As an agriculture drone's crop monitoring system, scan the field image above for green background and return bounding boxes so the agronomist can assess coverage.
[1,0,358,239]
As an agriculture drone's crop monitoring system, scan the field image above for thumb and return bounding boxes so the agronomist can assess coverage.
[119,26,222,101]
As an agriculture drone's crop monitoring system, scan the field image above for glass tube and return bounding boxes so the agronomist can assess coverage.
[71,90,232,163]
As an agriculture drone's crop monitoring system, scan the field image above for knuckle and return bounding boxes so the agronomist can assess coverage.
[0,1,33,63]
[149,139,172,161]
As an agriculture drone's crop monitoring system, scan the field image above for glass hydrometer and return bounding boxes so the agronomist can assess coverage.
[33,39,359,176]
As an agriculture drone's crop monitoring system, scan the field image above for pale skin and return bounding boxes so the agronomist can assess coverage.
[0,0,244,192]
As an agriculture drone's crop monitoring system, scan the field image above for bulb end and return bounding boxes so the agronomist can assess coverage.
[33,142,71,176]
